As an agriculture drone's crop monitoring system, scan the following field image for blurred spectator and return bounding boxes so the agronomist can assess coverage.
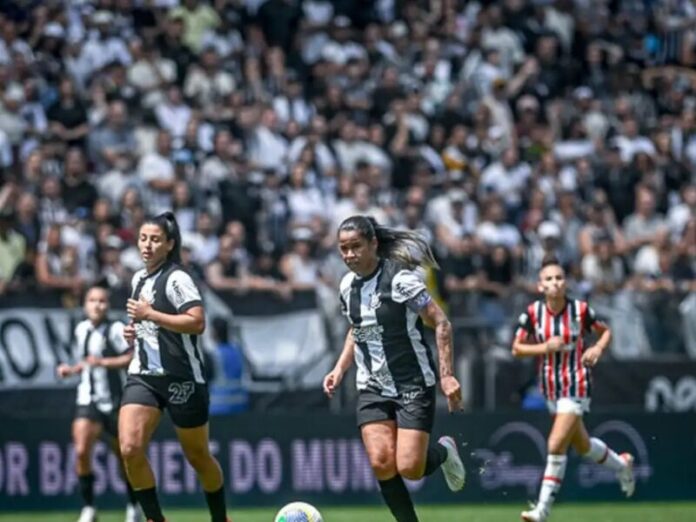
[279,227,323,290]
[34,223,85,297]
[88,99,136,173]
[47,76,89,147]
[209,316,249,416]
[0,209,25,295]
[0,0,691,360]
[138,130,175,215]
[581,232,627,295]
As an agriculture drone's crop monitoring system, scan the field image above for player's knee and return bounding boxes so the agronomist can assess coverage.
[182,444,211,470]
[74,443,91,463]
[573,437,590,455]
[369,452,397,477]
[397,459,424,480]
[547,437,567,454]
[119,438,146,461]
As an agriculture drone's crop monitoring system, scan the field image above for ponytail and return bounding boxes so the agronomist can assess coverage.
[143,211,182,263]
[338,215,438,270]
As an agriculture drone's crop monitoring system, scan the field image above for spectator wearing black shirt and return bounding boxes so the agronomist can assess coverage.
[47,77,89,148]
[61,148,98,218]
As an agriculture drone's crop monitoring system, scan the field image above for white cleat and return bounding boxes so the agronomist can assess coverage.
[438,435,466,491]
[77,506,97,522]
[125,503,142,522]
[521,505,548,522]
[618,453,635,498]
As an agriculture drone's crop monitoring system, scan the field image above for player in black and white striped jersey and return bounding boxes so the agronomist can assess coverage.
[56,285,139,522]
[323,215,466,522]
[119,212,230,522]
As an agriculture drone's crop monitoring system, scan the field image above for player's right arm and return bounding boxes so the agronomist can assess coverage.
[57,322,85,378]
[323,328,354,398]
[511,308,563,357]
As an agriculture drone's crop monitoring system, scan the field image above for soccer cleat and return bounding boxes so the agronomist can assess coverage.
[521,505,548,522]
[77,506,97,522]
[438,435,466,491]
[617,453,635,498]
[125,503,142,522]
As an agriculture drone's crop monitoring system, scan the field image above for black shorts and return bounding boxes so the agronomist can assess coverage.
[75,403,119,438]
[121,374,209,429]
[356,386,436,433]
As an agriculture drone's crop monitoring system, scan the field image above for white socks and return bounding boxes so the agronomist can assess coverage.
[583,437,626,472]
[537,454,567,511]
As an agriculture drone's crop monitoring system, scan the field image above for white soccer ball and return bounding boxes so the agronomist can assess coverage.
[274,501,323,522]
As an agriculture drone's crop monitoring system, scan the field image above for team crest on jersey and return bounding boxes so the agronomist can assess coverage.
[368,292,382,310]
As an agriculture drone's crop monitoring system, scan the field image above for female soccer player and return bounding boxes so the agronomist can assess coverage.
[119,212,230,522]
[57,285,139,522]
[323,215,466,522]
[513,255,635,521]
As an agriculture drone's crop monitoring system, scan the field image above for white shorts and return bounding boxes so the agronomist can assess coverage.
[546,397,591,416]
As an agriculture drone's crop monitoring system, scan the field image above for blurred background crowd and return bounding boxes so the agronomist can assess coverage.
[0,0,695,359]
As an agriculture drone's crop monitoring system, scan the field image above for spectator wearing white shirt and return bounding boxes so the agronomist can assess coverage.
[581,232,626,295]
[248,107,288,174]
[285,163,325,227]
[137,130,175,215]
[667,184,696,241]
[623,185,668,258]
[480,5,524,77]
[432,189,479,258]
[287,116,337,181]
[613,117,657,164]
[127,39,176,109]
[155,85,192,142]
[0,85,28,146]
[80,11,131,80]
[200,129,242,187]
[183,47,235,109]
[273,73,315,128]
[479,148,531,214]
[475,198,522,251]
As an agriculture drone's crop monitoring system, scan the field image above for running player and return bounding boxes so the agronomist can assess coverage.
[56,285,140,522]
[119,212,230,522]
[513,255,635,521]
[323,215,466,522]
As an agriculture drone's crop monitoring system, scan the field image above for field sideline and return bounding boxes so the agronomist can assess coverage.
[4,503,695,522]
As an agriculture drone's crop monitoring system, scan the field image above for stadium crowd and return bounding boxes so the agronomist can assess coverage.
[0,0,694,356]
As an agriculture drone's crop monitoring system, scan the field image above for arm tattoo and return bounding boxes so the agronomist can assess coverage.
[435,318,454,378]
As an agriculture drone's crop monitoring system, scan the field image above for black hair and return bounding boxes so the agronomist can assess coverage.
[83,283,110,303]
[142,211,182,263]
[338,215,439,270]
[540,254,562,270]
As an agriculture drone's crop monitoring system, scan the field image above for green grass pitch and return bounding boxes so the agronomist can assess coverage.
[5,503,695,522]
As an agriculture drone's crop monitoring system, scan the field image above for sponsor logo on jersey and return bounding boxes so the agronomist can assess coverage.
[353,324,384,343]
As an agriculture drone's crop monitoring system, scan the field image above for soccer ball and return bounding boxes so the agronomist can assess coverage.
[274,501,323,522]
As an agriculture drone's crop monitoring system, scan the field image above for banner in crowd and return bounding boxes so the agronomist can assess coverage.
[0,289,330,390]
[0,412,693,511]
[488,359,696,413]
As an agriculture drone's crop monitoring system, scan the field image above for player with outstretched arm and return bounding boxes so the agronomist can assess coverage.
[56,284,140,522]
[513,254,635,521]
[323,215,466,522]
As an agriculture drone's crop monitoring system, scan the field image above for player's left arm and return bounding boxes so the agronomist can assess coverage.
[582,305,612,367]
[418,299,455,379]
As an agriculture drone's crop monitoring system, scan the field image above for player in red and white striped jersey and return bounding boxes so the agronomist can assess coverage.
[512,255,635,522]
